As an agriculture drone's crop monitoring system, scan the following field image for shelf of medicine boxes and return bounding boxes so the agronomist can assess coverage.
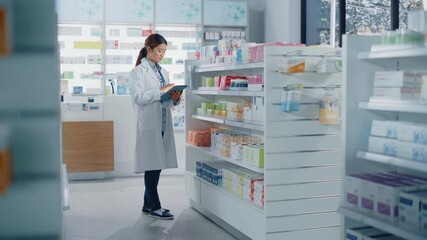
[186,171,264,213]
[185,143,264,173]
[359,102,427,114]
[343,35,427,240]
[338,206,427,240]
[356,151,427,173]
[191,114,264,132]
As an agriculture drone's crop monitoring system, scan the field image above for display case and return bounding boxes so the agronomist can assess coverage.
[104,24,153,95]
[58,23,104,95]
[340,35,427,240]
[185,46,342,240]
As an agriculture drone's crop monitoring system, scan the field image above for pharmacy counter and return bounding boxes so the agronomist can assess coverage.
[61,97,186,178]
[61,102,114,179]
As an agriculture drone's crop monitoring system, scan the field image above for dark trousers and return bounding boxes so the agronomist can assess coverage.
[143,131,164,211]
[143,169,162,211]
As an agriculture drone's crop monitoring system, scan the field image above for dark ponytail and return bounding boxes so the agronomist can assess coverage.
[135,47,147,66]
[135,33,167,66]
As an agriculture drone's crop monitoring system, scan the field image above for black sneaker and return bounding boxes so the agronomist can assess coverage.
[148,209,174,220]
[142,207,169,214]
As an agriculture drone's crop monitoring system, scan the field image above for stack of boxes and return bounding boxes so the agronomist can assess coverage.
[243,176,263,202]
[196,161,234,186]
[253,180,264,207]
[211,130,247,158]
[229,141,247,160]
[200,75,262,91]
[369,120,427,163]
[246,75,263,92]
[370,71,423,103]
[244,97,265,124]
[194,97,265,126]
[398,190,427,231]
[195,161,264,208]
[242,144,264,168]
[188,130,211,146]
[345,172,427,221]
[226,102,245,122]
[200,41,255,65]
[210,129,262,158]
[223,166,263,204]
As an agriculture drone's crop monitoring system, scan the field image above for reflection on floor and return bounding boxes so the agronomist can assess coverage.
[63,175,237,240]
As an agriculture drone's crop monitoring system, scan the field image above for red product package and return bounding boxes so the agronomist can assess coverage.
[219,76,232,90]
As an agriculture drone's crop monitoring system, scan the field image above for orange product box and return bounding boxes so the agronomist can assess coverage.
[188,130,211,146]
[0,7,11,56]
[0,149,12,195]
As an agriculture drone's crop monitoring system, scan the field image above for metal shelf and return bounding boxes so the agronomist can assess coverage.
[186,171,264,213]
[359,102,427,114]
[192,114,225,124]
[338,206,427,240]
[358,47,427,60]
[186,144,264,174]
[192,114,264,131]
[195,62,264,73]
[192,89,264,97]
[357,151,427,172]
[224,119,264,131]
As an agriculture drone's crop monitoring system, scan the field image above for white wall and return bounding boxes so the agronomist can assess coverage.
[265,0,300,43]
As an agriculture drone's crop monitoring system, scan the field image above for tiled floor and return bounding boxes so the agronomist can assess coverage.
[62,175,237,240]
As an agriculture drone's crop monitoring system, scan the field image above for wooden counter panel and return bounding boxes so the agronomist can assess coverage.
[62,121,114,173]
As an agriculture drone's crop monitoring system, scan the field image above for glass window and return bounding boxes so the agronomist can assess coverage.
[399,0,424,29]
[304,0,340,47]
[346,0,391,35]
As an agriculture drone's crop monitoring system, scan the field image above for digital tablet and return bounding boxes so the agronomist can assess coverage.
[160,85,187,102]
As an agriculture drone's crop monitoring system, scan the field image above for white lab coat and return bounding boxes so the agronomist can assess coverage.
[129,58,178,172]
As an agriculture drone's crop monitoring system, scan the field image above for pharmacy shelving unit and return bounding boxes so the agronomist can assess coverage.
[185,46,343,240]
[0,0,61,238]
[339,35,427,240]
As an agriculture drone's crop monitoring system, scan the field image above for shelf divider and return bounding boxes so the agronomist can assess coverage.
[359,102,427,114]
[195,62,264,72]
[192,89,264,97]
[192,114,264,131]
[358,47,427,59]
[357,151,427,172]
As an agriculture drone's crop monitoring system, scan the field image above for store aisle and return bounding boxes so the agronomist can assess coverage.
[63,175,237,240]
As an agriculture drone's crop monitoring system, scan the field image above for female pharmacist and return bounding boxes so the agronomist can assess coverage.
[129,33,182,220]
